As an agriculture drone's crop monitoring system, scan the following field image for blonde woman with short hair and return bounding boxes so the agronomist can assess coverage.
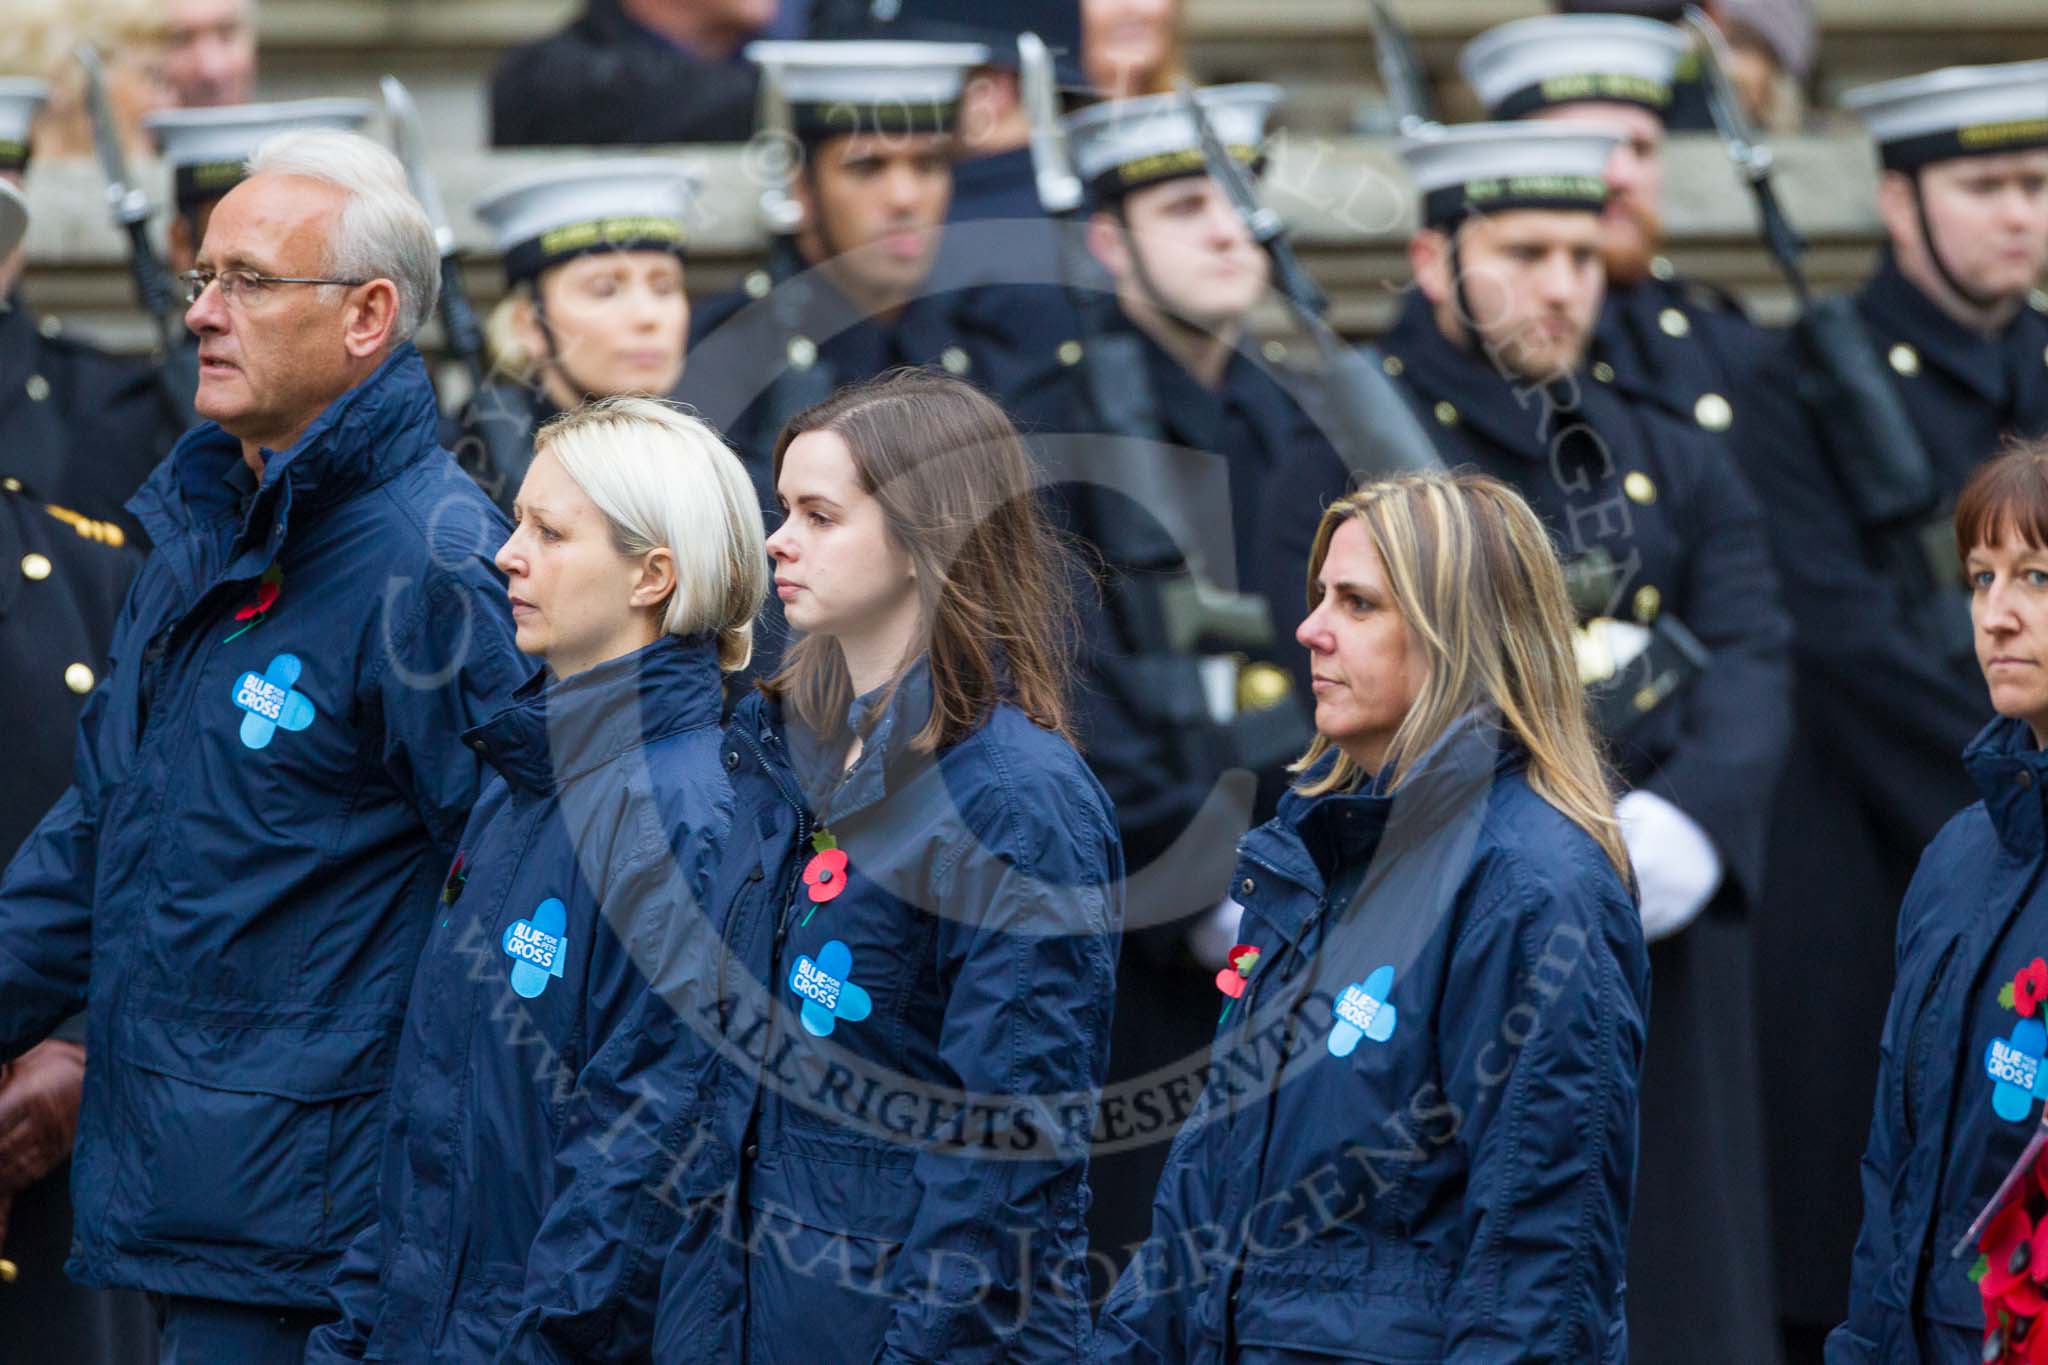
[307,397,766,1364]
[1097,471,1650,1364]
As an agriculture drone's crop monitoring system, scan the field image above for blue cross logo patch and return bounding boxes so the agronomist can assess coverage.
[231,653,316,750]
[789,939,872,1037]
[1987,1016,2048,1122]
[1328,965,1399,1057]
[503,897,569,999]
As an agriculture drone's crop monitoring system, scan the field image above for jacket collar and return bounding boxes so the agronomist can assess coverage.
[784,655,938,825]
[1382,289,1585,459]
[1245,712,1522,897]
[466,633,724,794]
[127,345,441,555]
[1965,714,2048,857]
[1858,252,2048,408]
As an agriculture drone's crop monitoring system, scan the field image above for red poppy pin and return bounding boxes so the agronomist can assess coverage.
[441,851,469,907]
[2007,959,2048,1019]
[799,829,848,927]
[1215,944,1262,1023]
[225,563,284,644]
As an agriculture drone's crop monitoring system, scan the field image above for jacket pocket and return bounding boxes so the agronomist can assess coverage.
[117,1007,398,1255]
[1233,1245,1447,1364]
[741,1131,920,1359]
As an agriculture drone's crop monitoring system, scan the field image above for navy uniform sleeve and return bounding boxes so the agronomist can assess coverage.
[1732,347,1983,850]
[873,764,1123,1364]
[0,584,137,1057]
[1636,425,1794,903]
[1437,850,1648,1361]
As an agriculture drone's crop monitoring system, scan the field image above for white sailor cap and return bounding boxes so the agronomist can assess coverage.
[0,179,25,259]
[1842,61,2048,172]
[1460,15,1689,122]
[744,39,988,139]
[145,99,376,211]
[1399,122,1621,228]
[1064,83,1281,203]
[0,79,49,175]
[475,159,698,285]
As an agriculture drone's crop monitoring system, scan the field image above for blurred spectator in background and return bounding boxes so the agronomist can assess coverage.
[163,0,257,108]
[490,0,773,146]
[1720,0,1816,131]
[8,0,172,162]
[1083,0,1182,100]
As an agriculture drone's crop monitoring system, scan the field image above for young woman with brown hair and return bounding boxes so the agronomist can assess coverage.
[655,370,1124,1363]
[1096,470,1650,1363]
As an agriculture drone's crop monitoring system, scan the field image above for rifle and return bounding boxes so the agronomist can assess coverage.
[1173,77,1441,483]
[1364,0,1436,135]
[381,77,485,397]
[74,44,198,433]
[1685,6,1959,642]
[1023,34,1304,782]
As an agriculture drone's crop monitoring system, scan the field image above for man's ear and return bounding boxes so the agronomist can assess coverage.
[1409,227,1452,308]
[1086,209,1130,280]
[1875,169,1919,256]
[342,278,401,360]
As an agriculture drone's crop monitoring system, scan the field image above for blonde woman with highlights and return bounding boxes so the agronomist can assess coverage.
[1098,471,1649,1365]
[307,396,764,1363]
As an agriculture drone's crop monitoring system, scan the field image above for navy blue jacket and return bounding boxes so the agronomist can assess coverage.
[0,347,526,1308]
[1592,271,1762,444]
[304,634,736,1363]
[655,666,1123,1362]
[1095,723,1650,1363]
[1831,717,2048,1364]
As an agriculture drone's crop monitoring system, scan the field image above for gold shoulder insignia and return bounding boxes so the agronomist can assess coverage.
[45,505,125,548]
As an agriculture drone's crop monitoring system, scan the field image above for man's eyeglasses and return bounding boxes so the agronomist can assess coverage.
[178,268,369,306]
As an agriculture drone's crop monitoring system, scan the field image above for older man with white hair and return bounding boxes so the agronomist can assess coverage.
[0,129,525,1364]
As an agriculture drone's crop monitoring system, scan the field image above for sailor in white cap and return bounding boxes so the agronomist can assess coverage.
[1462,13,1757,442]
[1364,124,1795,1365]
[145,99,375,275]
[1728,61,2048,1354]
[0,79,175,533]
[999,81,1361,1267]
[446,159,697,513]
[682,34,1060,676]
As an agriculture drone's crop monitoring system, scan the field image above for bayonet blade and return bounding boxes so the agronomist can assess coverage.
[1682,6,1770,181]
[1019,31,1082,216]
[380,76,457,256]
[1365,0,1433,135]
[75,44,150,228]
[1173,77,1279,247]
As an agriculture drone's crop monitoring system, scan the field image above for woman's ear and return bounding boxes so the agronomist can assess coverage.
[630,546,677,611]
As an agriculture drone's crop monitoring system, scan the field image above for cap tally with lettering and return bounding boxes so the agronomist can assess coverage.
[1063,83,1281,204]
[1842,60,2048,171]
[1399,121,1621,229]
[1460,15,1690,121]
[0,80,50,176]
[145,99,376,212]
[745,39,989,140]
[474,160,698,285]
